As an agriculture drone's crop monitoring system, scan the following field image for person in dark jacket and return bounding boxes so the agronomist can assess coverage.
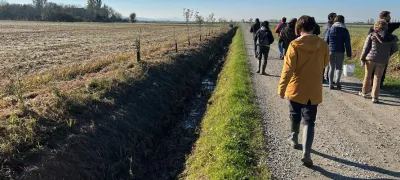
[275,17,287,60]
[255,21,274,75]
[360,20,399,103]
[279,18,298,56]
[369,11,400,87]
[324,15,352,90]
[322,13,337,38]
[369,11,400,34]
[250,18,261,58]
[322,13,337,84]
[312,17,321,35]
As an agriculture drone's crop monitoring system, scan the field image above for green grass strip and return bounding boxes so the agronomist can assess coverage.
[183,28,270,180]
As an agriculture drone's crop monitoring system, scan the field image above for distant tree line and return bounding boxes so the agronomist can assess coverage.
[0,0,130,22]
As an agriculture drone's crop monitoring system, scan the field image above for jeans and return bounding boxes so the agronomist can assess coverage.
[289,100,318,126]
[329,52,345,86]
[278,41,284,57]
[362,61,386,99]
[289,100,318,159]
[323,66,330,81]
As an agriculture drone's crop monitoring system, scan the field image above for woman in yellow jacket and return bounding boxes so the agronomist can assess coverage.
[278,15,330,168]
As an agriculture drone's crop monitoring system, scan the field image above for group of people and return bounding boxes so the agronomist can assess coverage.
[250,11,399,167]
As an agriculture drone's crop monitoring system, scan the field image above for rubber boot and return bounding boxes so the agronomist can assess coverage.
[261,63,268,75]
[302,125,314,168]
[257,59,261,74]
[288,122,300,149]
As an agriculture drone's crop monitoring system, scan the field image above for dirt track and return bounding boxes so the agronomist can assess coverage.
[242,24,400,180]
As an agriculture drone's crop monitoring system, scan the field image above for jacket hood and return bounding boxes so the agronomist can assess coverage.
[371,33,399,44]
[332,22,346,28]
[293,35,323,52]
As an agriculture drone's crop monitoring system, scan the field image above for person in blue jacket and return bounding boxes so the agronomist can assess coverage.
[324,15,352,90]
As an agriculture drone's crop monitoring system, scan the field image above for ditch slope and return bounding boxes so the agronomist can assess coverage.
[0,27,237,180]
[242,24,400,180]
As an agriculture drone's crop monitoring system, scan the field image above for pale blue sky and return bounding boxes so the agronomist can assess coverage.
[6,0,400,22]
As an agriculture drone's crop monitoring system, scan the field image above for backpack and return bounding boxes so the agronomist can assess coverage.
[257,29,269,46]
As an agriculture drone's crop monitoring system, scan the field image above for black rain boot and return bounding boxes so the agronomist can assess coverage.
[288,122,300,149]
[261,62,268,75]
[257,59,261,74]
[302,125,315,168]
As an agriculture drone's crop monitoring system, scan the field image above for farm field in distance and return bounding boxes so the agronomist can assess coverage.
[0,20,224,102]
[0,21,218,80]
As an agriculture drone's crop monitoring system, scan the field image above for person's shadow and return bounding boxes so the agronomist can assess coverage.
[310,149,400,180]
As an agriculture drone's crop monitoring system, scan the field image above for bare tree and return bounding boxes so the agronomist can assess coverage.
[130,12,136,23]
[32,0,47,19]
[248,18,253,24]
[195,11,204,41]
[207,13,215,36]
[183,8,194,46]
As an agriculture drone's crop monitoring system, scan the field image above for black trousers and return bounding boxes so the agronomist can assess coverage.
[289,100,318,126]
[257,46,270,72]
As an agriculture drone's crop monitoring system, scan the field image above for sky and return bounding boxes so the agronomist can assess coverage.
[6,0,400,22]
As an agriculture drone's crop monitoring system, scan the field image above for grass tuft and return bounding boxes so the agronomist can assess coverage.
[183,28,269,179]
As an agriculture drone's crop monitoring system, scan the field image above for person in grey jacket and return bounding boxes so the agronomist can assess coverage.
[322,13,337,84]
[359,20,399,103]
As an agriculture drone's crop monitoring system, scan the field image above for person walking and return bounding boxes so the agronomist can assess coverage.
[278,15,329,168]
[255,21,274,74]
[360,20,398,103]
[275,17,288,60]
[322,13,337,84]
[369,11,400,88]
[279,18,298,57]
[324,15,352,90]
[250,18,261,58]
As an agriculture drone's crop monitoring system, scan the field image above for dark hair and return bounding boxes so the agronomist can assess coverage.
[296,15,316,33]
[328,13,337,20]
[255,18,260,23]
[282,17,287,23]
[262,21,269,27]
[379,11,390,19]
[334,15,345,23]
[288,18,297,26]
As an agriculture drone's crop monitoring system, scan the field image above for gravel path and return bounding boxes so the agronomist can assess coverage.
[242,24,400,180]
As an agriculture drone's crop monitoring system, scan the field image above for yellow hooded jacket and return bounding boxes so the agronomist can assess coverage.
[278,34,329,105]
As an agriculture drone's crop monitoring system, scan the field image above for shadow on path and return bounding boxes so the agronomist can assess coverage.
[312,150,400,179]
[337,82,400,106]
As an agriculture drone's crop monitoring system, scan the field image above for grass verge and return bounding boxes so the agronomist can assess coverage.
[183,28,269,179]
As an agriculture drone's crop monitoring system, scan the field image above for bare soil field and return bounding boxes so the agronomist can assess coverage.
[0,21,211,79]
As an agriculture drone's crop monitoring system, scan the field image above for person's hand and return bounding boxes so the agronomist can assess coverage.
[360,60,366,67]
[278,94,285,99]
[347,56,352,60]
